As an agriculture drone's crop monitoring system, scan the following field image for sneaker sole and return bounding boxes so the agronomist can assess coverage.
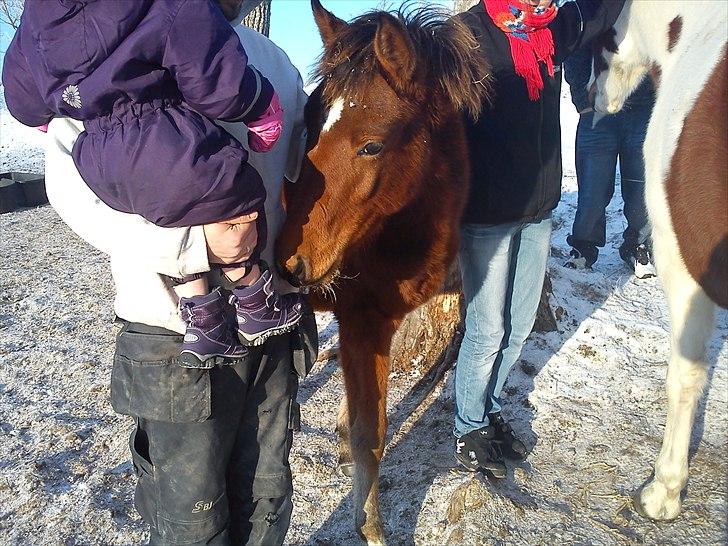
[564,257,589,270]
[454,455,479,473]
[634,262,657,279]
[454,455,507,479]
[238,316,302,346]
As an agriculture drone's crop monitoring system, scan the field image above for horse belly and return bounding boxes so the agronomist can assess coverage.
[662,49,728,308]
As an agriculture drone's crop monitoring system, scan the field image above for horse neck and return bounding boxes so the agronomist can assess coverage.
[625,1,727,71]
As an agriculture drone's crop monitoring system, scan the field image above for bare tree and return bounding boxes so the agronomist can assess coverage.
[0,0,23,30]
[453,0,479,12]
[242,0,271,37]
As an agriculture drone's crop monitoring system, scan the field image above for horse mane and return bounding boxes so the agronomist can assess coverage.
[313,6,491,119]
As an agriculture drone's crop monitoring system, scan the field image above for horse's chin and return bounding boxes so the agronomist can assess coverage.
[307,267,341,289]
[304,260,343,295]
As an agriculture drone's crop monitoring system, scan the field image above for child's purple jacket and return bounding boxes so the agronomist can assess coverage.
[2,0,274,227]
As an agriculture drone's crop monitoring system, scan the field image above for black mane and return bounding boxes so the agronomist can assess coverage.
[313,6,490,118]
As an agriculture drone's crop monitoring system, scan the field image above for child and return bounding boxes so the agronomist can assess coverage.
[2,0,302,367]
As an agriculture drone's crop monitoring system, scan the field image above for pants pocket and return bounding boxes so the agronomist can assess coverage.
[291,307,318,378]
[111,331,211,423]
[129,425,159,531]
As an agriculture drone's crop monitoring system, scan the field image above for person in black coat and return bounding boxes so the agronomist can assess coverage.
[452,0,625,477]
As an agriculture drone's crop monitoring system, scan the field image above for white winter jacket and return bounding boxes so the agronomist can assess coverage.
[44,26,308,333]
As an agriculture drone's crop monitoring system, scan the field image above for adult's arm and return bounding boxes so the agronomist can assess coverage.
[564,46,594,112]
[285,79,309,183]
[1,27,54,128]
[162,0,274,123]
[552,0,626,64]
[45,118,210,278]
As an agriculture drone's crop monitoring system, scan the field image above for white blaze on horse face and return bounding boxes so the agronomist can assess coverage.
[322,97,345,133]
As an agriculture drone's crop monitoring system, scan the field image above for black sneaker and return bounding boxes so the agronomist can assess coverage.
[490,413,528,461]
[620,242,657,279]
[564,236,598,269]
[454,426,507,478]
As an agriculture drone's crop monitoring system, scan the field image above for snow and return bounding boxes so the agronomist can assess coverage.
[1,90,726,545]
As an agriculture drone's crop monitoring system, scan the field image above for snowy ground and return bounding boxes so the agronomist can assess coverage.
[1,90,726,545]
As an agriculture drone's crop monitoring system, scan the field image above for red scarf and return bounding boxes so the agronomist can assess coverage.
[483,0,558,100]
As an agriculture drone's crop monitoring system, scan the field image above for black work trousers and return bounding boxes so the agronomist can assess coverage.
[110,310,316,545]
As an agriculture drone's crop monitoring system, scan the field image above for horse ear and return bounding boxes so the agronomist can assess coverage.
[374,13,417,90]
[312,0,347,47]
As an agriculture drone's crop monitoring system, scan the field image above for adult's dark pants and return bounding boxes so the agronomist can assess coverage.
[571,106,652,250]
[110,309,317,545]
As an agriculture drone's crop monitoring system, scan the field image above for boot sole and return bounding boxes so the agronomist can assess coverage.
[238,316,302,346]
[179,350,246,369]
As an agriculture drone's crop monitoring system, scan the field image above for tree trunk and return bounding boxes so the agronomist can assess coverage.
[533,272,557,333]
[452,0,479,13]
[390,266,464,374]
[242,0,271,37]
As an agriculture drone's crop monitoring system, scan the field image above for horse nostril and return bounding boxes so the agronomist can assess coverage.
[292,256,306,280]
[281,255,308,287]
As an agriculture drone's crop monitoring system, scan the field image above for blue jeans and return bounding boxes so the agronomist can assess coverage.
[454,216,552,437]
[572,106,652,248]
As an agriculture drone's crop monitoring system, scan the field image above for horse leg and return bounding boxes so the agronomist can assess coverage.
[336,396,355,477]
[338,310,396,546]
[634,231,716,521]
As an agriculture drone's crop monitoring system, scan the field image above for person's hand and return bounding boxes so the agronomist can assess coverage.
[248,93,284,153]
[203,213,259,264]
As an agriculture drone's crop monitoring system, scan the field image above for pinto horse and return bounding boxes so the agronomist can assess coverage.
[276,1,489,543]
[593,0,727,522]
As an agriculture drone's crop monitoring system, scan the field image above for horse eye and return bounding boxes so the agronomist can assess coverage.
[358,142,384,156]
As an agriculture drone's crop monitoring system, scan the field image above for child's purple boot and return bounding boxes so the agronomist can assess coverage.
[231,269,303,346]
[179,288,247,368]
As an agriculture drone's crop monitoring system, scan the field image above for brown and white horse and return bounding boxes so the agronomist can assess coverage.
[276,1,489,543]
[593,0,727,522]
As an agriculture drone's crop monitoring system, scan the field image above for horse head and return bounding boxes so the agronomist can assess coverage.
[592,1,652,114]
[276,0,489,290]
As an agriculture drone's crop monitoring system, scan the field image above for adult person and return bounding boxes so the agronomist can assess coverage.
[564,45,656,277]
[41,1,314,543]
[453,0,626,477]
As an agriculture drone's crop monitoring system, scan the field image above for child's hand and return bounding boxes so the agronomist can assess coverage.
[248,93,283,153]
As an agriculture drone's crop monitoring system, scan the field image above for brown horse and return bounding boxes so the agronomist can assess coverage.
[275,1,489,543]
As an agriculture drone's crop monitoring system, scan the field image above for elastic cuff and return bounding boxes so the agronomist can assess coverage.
[226,66,275,124]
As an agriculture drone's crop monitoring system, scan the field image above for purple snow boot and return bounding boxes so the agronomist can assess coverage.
[179,288,247,368]
[231,269,303,346]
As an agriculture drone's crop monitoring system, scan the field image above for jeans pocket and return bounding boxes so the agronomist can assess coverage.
[111,352,211,423]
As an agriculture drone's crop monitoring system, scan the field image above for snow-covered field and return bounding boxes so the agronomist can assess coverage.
[1,90,726,545]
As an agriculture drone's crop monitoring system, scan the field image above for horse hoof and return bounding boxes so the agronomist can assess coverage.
[339,462,355,478]
[632,483,681,522]
[356,522,386,546]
